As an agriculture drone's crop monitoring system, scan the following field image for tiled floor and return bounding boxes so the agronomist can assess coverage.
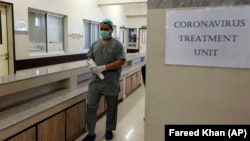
[75,86,145,141]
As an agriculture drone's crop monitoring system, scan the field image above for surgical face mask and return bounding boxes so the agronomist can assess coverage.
[100,31,110,39]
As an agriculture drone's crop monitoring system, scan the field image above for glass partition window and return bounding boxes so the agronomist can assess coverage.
[47,14,64,52]
[139,28,147,51]
[112,25,117,39]
[28,11,46,53]
[28,10,65,54]
[120,28,126,43]
[83,21,90,50]
[141,29,147,44]
[91,22,99,45]
[128,28,137,48]
[83,20,99,51]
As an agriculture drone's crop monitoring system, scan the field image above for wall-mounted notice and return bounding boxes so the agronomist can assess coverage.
[15,21,27,31]
[165,6,250,68]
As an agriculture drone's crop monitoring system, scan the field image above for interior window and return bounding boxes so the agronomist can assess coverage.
[83,20,99,51]
[28,9,65,54]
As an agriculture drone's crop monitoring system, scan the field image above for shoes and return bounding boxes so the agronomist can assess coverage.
[82,131,113,141]
[82,134,96,141]
[105,130,113,140]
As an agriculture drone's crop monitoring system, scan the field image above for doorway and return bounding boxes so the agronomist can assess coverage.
[139,28,147,53]
[0,5,8,76]
[119,27,128,54]
[0,3,14,77]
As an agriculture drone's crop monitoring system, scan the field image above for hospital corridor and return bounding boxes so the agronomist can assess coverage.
[75,86,146,141]
[1,1,250,141]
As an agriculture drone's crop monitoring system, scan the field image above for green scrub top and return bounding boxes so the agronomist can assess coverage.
[87,38,126,96]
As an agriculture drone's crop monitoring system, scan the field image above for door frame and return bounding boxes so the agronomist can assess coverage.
[138,27,147,51]
[119,27,128,54]
[0,2,15,75]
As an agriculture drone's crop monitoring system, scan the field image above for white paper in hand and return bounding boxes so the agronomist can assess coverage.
[87,59,105,80]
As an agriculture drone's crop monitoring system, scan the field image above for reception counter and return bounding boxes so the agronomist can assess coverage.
[0,53,145,141]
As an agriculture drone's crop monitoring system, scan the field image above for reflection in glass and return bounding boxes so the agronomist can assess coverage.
[47,14,64,52]
[142,30,147,44]
[91,22,99,45]
[28,11,46,53]
[83,21,90,50]
[112,25,117,39]
[128,28,137,43]
[122,30,125,43]
[29,10,65,54]
[128,28,137,48]
[83,20,99,50]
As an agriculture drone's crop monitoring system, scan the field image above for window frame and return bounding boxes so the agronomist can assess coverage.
[83,19,100,53]
[28,8,65,55]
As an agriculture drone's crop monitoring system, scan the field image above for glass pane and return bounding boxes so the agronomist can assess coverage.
[112,26,117,39]
[29,11,46,53]
[128,28,137,48]
[142,30,147,44]
[91,23,99,45]
[83,21,90,50]
[47,15,64,52]
[129,28,137,43]
[122,30,125,43]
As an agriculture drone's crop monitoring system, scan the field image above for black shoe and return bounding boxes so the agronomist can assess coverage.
[82,134,96,141]
[105,130,113,140]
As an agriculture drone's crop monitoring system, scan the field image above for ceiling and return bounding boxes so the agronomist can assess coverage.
[97,0,147,6]
[97,0,147,17]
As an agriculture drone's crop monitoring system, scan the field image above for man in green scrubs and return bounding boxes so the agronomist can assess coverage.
[83,19,126,141]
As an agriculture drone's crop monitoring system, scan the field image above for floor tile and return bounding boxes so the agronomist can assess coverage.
[75,86,145,141]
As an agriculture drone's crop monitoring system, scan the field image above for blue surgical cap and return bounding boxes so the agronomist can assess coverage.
[102,19,113,29]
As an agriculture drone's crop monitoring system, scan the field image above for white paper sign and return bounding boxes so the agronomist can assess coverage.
[15,21,27,31]
[165,6,250,68]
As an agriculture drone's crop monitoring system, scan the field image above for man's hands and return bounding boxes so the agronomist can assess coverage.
[91,65,106,74]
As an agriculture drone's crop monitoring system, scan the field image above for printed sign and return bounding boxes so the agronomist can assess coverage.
[165,124,250,141]
[165,6,250,68]
[15,21,27,31]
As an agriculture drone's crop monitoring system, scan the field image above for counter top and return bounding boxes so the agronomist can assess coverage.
[0,53,146,85]
[0,53,146,140]
[0,60,88,85]
[0,84,88,131]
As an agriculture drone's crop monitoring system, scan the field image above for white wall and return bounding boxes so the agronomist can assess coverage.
[124,3,147,16]
[127,16,146,28]
[2,0,130,60]
[145,9,250,141]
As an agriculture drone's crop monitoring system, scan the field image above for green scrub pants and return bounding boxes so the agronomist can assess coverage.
[86,91,118,134]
